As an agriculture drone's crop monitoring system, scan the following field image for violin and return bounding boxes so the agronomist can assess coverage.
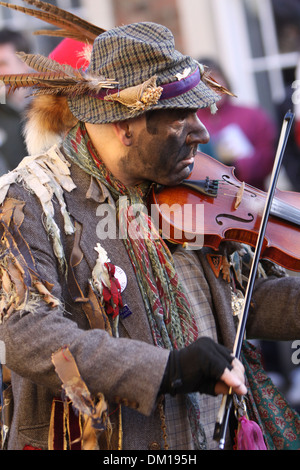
[149,150,300,272]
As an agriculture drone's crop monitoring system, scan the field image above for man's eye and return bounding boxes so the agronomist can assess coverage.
[174,109,197,122]
[179,110,189,118]
[173,111,189,122]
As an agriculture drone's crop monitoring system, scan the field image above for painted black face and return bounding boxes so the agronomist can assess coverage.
[120,109,209,187]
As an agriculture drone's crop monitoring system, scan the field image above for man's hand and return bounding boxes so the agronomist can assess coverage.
[214,357,247,395]
[159,337,247,397]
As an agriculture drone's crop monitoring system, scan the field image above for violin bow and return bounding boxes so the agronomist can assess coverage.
[213,110,295,449]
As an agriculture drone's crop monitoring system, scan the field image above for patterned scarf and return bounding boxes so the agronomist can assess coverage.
[63,122,207,449]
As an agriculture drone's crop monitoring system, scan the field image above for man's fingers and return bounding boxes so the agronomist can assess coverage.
[221,366,247,394]
[231,357,245,375]
[214,358,247,396]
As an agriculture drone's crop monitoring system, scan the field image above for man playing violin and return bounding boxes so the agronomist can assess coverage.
[0,11,299,451]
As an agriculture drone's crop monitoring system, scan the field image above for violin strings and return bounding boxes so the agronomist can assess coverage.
[206,181,247,199]
[210,180,252,199]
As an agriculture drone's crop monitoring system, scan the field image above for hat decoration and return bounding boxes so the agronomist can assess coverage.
[103,76,163,114]
[0,0,234,115]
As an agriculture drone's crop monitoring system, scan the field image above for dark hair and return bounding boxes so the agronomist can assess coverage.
[0,28,31,54]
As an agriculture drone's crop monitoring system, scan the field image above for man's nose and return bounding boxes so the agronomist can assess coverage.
[186,113,210,146]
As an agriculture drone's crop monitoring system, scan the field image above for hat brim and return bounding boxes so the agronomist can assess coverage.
[68,79,220,124]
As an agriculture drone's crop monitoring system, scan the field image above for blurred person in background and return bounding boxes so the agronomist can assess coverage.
[197,59,277,191]
[0,29,31,174]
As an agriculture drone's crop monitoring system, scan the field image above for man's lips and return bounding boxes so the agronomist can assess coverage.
[178,154,195,171]
[171,155,195,185]
[163,149,197,186]
[182,155,195,165]
[180,147,197,166]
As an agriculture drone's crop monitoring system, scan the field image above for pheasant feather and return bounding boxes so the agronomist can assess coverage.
[32,28,88,44]
[23,0,105,36]
[0,48,116,96]
[0,72,73,92]
[0,0,105,43]
[16,52,83,80]
[202,69,237,98]
[0,63,118,96]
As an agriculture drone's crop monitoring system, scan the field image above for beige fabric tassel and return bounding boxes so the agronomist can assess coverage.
[51,346,112,450]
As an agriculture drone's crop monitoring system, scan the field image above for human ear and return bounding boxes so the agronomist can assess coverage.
[112,120,132,146]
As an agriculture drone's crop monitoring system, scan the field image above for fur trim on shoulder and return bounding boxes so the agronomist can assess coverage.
[23,95,78,155]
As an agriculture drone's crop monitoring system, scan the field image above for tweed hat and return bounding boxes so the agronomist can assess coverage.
[68,22,220,124]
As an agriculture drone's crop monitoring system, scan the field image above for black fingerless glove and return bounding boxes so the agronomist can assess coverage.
[159,337,233,397]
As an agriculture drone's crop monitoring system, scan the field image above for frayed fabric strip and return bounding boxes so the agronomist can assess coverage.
[0,146,76,272]
[0,197,61,323]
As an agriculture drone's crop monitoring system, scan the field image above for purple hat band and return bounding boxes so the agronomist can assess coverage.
[160,68,200,100]
[91,67,201,102]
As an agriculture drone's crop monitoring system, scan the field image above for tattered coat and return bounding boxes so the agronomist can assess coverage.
[0,147,300,450]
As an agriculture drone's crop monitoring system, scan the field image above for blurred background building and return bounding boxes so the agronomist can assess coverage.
[0,0,300,411]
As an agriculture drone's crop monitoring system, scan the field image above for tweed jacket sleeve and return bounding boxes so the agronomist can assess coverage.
[195,246,300,347]
[247,275,300,341]
[0,151,169,418]
[236,249,300,341]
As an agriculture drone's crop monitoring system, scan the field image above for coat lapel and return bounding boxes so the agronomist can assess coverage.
[63,158,154,344]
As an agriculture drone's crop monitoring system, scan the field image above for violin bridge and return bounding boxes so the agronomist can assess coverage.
[234,182,245,210]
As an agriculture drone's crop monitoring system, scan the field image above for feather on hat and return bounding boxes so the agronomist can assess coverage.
[0,0,105,43]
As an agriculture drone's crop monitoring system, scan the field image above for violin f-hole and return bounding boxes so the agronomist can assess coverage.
[216,213,255,226]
